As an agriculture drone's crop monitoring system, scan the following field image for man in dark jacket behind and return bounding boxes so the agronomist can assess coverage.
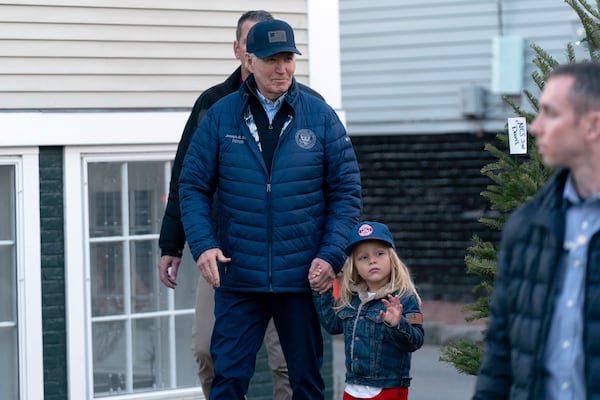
[157,10,323,399]
[179,19,362,400]
[473,62,600,399]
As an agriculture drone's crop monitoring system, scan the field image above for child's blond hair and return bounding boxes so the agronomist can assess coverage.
[335,246,421,310]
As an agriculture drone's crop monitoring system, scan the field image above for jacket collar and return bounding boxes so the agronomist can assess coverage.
[527,168,569,237]
[241,74,299,104]
[225,66,243,90]
[349,281,398,304]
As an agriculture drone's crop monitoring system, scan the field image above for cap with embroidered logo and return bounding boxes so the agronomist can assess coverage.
[246,19,302,58]
[345,221,396,255]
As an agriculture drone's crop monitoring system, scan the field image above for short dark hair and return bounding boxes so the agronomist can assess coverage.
[550,61,600,117]
[236,10,273,41]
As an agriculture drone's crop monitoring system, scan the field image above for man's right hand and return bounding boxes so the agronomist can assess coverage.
[158,255,182,289]
[197,248,231,287]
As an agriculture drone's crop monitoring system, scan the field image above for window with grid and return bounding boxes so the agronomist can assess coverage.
[0,164,18,399]
[85,159,198,397]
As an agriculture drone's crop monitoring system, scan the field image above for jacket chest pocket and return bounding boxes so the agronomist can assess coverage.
[362,309,386,344]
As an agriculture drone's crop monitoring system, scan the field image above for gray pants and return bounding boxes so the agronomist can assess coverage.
[191,278,291,399]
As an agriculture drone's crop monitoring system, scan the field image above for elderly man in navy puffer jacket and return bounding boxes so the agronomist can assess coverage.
[179,19,362,400]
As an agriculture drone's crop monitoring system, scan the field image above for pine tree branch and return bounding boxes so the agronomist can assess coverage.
[439,340,484,376]
[440,0,596,376]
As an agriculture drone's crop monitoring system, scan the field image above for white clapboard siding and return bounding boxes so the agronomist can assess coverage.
[340,0,586,135]
[0,0,310,109]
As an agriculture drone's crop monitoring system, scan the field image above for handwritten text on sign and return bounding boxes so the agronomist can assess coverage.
[508,117,527,155]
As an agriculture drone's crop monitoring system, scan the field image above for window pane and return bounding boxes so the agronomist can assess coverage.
[129,315,197,391]
[0,325,18,399]
[0,165,15,240]
[128,162,165,235]
[175,314,197,387]
[88,163,123,237]
[131,240,164,313]
[132,317,169,391]
[93,320,127,395]
[0,165,18,398]
[0,245,16,323]
[91,242,124,316]
[88,159,197,398]
[174,249,199,310]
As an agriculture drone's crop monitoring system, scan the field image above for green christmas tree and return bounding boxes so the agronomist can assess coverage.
[440,0,600,375]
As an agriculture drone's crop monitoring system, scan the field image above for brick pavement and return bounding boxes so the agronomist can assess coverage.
[420,300,486,345]
[421,300,486,326]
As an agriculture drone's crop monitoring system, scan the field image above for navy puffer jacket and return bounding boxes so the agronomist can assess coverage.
[179,76,362,293]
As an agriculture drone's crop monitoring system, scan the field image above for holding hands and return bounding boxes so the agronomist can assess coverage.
[308,258,336,294]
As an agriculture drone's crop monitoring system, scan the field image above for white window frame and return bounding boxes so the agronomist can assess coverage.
[0,147,44,400]
[65,144,201,400]
[3,110,190,400]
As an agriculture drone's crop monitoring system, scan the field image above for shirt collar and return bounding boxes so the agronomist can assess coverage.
[562,172,600,206]
[256,89,286,109]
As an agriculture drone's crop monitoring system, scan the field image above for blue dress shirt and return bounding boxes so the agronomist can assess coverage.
[543,173,600,399]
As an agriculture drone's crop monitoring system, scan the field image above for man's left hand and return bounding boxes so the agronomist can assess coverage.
[308,258,336,294]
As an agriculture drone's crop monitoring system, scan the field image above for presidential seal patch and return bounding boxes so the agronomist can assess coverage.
[295,129,316,149]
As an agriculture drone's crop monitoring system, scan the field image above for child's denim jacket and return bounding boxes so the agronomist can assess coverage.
[313,282,424,388]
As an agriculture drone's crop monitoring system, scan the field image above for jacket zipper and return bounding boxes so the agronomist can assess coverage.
[267,182,272,290]
[265,114,293,291]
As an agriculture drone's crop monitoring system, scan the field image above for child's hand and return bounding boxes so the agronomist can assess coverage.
[308,258,337,293]
[380,294,403,327]
[308,264,323,290]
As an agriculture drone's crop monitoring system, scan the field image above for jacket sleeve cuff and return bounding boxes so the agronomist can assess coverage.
[160,248,184,257]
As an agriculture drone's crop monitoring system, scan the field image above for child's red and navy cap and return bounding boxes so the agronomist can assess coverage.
[345,221,395,255]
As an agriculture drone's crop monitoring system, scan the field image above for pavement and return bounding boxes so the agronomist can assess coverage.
[419,300,486,345]
[332,338,478,400]
[194,301,483,400]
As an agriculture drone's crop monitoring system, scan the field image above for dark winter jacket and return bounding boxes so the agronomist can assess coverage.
[313,283,423,388]
[178,75,362,292]
[158,67,323,256]
[473,169,600,399]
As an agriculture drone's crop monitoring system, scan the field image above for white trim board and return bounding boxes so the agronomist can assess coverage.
[1,111,188,147]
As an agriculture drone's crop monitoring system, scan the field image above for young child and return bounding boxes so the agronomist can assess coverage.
[309,221,424,400]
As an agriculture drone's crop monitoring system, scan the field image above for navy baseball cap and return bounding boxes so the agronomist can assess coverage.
[246,19,302,58]
[345,221,396,255]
